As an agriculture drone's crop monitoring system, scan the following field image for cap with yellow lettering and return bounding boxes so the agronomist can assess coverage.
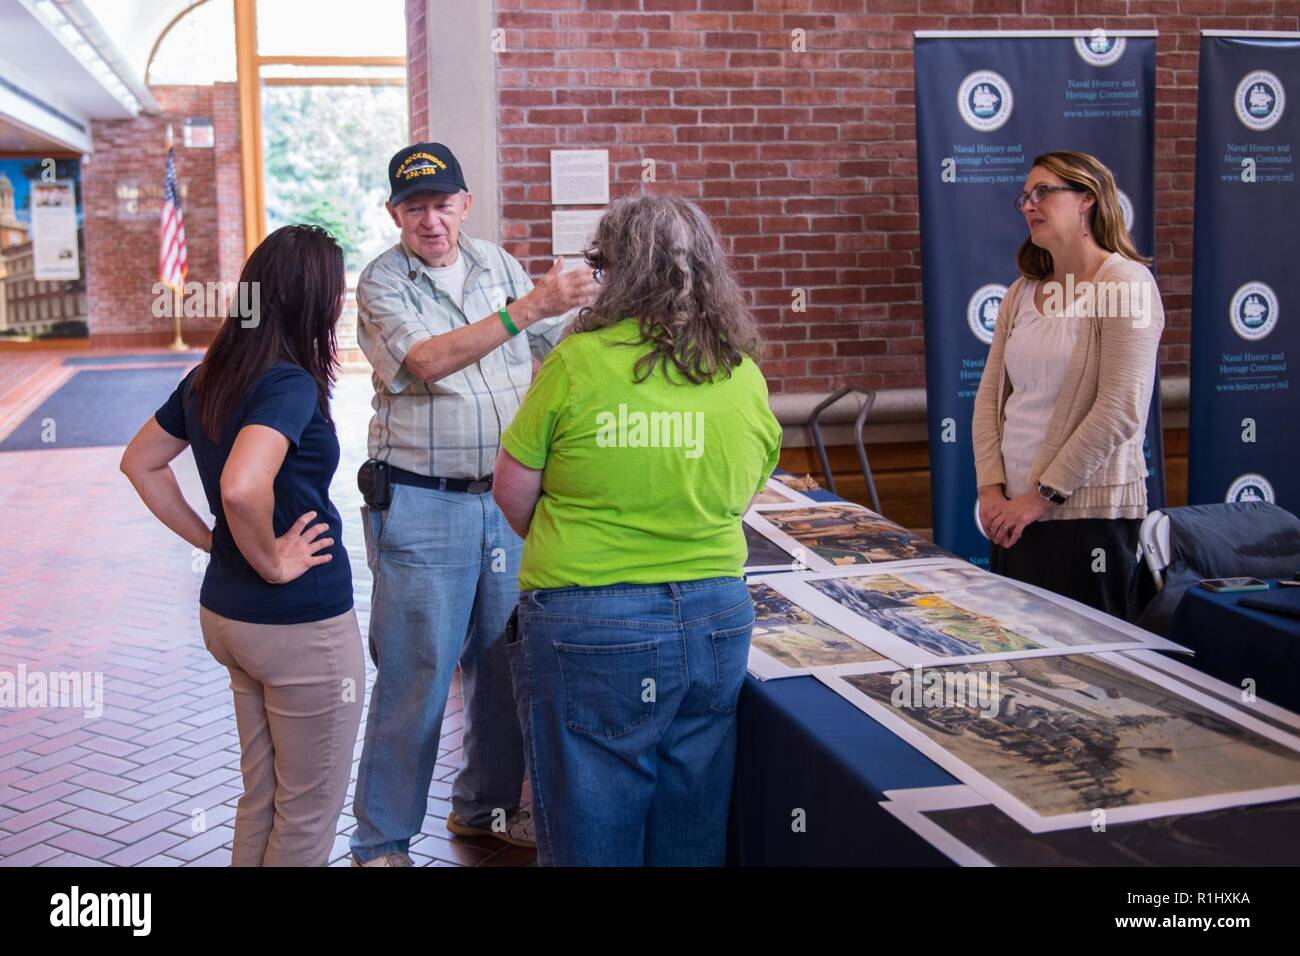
[387,142,467,206]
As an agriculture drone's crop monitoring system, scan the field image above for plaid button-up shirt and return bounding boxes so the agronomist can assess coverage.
[356,235,567,479]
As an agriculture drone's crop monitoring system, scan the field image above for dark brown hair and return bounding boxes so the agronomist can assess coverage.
[1017,150,1152,280]
[193,224,344,440]
[570,195,761,384]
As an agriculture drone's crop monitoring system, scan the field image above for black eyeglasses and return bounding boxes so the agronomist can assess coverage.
[583,248,605,284]
[1014,184,1084,212]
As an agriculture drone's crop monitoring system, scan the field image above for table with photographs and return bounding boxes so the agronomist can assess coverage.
[726,477,1300,867]
[1167,581,1300,714]
[727,480,956,866]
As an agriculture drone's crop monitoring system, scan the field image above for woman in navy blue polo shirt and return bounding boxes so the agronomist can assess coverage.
[120,224,360,867]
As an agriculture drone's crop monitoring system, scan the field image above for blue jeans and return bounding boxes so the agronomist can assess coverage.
[350,483,526,862]
[509,576,753,866]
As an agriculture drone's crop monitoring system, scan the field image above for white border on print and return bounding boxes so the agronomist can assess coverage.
[1120,648,1300,736]
[817,651,1300,833]
[749,476,817,509]
[880,785,997,867]
[746,646,793,681]
[745,572,901,681]
[1074,31,1127,67]
[746,642,897,682]
[1099,651,1300,751]
[775,560,1187,669]
[1235,70,1286,132]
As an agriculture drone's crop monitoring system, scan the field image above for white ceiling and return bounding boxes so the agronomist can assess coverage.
[82,0,196,82]
[0,1,133,120]
[0,0,179,152]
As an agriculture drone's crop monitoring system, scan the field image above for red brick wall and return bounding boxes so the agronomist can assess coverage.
[84,84,244,347]
[481,0,1300,394]
[211,84,246,298]
[408,0,430,140]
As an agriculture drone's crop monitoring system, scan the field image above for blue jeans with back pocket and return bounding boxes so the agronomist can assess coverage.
[508,576,753,866]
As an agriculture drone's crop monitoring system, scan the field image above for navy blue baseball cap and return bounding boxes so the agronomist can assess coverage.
[387,142,468,206]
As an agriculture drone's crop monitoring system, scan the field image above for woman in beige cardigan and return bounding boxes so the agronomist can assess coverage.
[972,150,1164,617]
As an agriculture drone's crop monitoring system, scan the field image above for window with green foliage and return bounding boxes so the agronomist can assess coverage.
[262,84,408,273]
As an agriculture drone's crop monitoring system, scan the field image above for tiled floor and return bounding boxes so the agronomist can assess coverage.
[0,351,534,867]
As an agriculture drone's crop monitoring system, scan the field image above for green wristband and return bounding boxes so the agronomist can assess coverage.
[498,307,521,337]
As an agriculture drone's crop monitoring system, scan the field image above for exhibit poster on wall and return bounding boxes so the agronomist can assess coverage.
[1188,31,1300,511]
[0,157,87,339]
[31,180,80,281]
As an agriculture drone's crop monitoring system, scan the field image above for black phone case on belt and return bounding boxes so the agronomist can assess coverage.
[357,459,392,510]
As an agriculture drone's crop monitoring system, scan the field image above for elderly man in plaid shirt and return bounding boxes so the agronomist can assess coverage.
[349,143,597,867]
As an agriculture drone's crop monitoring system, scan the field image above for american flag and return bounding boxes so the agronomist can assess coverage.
[159,142,187,289]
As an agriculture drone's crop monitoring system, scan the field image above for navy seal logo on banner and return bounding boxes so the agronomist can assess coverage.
[1074,32,1127,68]
[958,71,1013,132]
[1229,281,1279,341]
[1226,473,1276,504]
[1235,70,1286,131]
[966,284,1006,345]
[1117,188,1135,233]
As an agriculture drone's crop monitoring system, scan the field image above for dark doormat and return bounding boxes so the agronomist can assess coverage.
[0,367,188,451]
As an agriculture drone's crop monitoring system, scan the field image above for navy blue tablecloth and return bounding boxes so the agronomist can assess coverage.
[727,477,957,865]
[1165,581,1300,714]
[726,675,957,866]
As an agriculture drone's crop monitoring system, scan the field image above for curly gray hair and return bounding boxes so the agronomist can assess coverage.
[571,195,762,384]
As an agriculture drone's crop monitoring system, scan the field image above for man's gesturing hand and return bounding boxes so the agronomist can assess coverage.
[517,257,600,328]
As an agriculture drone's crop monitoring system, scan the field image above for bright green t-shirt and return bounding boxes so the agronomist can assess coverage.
[501,318,783,591]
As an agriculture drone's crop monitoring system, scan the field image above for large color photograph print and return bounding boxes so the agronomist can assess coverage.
[746,581,890,678]
[825,653,1300,832]
[809,569,1040,657]
[745,502,951,570]
[783,562,1185,667]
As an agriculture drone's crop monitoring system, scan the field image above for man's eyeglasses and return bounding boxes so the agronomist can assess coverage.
[1014,184,1084,213]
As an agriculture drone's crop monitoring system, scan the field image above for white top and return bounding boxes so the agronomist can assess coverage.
[1000,280,1081,498]
[427,251,470,310]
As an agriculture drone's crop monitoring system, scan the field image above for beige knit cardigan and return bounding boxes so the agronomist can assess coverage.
[971,253,1165,521]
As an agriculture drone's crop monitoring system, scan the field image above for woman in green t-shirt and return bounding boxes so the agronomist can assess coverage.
[494,195,783,866]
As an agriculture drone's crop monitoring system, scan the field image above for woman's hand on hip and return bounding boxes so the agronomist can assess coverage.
[990,492,1052,549]
[265,510,334,584]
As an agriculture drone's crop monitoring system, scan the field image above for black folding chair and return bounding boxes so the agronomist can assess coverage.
[806,385,881,515]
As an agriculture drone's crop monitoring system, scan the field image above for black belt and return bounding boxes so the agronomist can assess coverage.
[389,466,493,494]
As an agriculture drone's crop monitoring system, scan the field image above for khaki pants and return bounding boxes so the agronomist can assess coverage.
[200,606,364,866]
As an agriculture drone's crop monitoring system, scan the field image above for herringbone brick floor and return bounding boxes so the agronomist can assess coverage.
[0,353,533,867]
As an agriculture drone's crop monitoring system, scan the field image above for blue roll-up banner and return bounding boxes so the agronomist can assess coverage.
[1189,32,1300,511]
[915,30,1164,566]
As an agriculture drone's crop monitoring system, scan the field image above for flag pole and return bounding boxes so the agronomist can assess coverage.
[168,282,185,351]
[165,125,188,352]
